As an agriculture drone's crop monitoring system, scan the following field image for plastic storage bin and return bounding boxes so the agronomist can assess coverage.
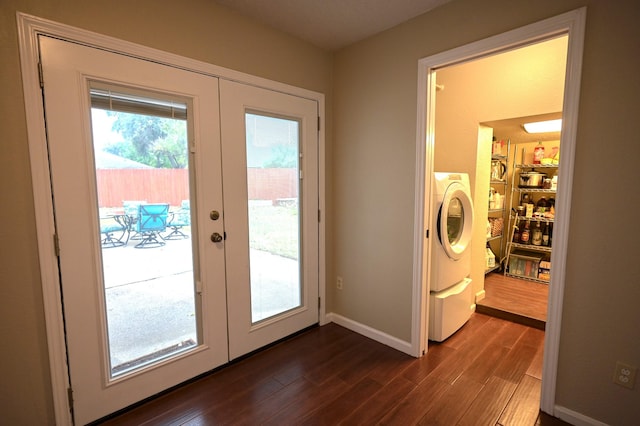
[508,250,544,279]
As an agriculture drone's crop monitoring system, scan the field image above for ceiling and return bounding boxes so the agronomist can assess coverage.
[214,0,455,50]
[483,112,563,145]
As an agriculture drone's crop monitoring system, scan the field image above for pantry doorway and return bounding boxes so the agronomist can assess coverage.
[412,8,586,415]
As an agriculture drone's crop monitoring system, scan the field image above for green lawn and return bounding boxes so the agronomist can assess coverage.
[248,205,299,259]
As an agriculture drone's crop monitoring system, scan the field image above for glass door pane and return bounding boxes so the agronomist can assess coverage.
[245,113,301,323]
[91,92,197,378]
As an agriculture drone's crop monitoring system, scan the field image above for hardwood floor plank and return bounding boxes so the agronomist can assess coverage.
[526,338,545,380]
[268,326,363,386]
[259,376,349,425]
[477,273,548,329]
[499,374,542,426]
[460,341,511,385]
[428,316,505,384]
[178,377,284,425]
[491,318,529,349]
[363,344,416,386]
[337,342,410,385]
[100,370,250,425]
[440,312,492,349]
[417,375,484,425]
[225,376,333,424]
[492,329,543,384]
[401,343,455,385]
[303,337,371,385]
[100,319,569,426]
[457,376,518,426]
[378,375,451,425]
[338,375,417,425]
[297,377,382,425]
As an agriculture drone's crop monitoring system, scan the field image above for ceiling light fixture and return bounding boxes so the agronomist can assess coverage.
[523,119,562,133]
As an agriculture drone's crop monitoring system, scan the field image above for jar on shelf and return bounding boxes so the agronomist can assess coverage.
[536,197,548,213]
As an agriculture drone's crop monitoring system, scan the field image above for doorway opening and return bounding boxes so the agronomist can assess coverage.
[478,110,564,330]
[412,8,586,416]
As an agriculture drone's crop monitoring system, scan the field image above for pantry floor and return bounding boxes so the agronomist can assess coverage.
[476,272,548,330]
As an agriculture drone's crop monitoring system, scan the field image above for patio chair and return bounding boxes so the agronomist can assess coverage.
[164,200,191,240]
[123,200,147,240]
[134,203,170,248]
[100,214,129,248]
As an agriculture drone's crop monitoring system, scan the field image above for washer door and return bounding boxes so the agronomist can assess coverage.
[437,182,474,260]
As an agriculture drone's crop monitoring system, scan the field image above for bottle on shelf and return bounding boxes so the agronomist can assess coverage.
[533,141,545,164]
[520,220,531,244]
[542,222,550,246]
[486,242,496,269]
[513,218,521,243]
[532,221,543,246]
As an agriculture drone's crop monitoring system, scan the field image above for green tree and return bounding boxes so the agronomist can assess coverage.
[104,111,187,168]
[263,145,298,168]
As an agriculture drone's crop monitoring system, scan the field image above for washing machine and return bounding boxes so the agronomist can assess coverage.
[429,172,474,342]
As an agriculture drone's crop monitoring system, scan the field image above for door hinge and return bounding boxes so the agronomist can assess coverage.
[196,280,203,294]
[53,233,60,256]
[425,229,429,239]
[318,297,321,309]
[38,62,44,88]
[317,116,320,131]
[318,209,321,222]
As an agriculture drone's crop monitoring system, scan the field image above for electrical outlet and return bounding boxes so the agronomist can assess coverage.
[613,361,637,389]
[336,276,343,290]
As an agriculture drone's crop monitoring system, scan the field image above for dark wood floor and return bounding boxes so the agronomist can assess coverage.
[99,313,568,425]
[477,273,549,330]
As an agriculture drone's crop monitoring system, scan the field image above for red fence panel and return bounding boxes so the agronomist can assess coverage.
[247,168,298,201]
[96,169,189,207]
[96,168,297,208]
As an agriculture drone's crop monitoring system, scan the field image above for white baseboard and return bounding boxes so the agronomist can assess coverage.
[475,289,486,303]
[326,313,414,356]
[554,405,608,426]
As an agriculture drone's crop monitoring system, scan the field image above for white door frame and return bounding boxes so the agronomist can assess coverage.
[17,13,326,425]
[411,7,586,416]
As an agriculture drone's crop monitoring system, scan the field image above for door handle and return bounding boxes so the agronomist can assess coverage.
[210,232,223,243]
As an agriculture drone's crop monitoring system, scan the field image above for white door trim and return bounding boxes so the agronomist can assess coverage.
[17,12,326,425]
[412,7,586,416]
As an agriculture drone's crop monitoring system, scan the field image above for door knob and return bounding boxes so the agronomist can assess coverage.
[210,210,220,220]
[210,232,223,243]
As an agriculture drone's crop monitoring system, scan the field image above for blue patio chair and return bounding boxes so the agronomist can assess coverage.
[123,200,147,240]
[134,203,170,248]
[164,200,191,240]
[100,214,129,248]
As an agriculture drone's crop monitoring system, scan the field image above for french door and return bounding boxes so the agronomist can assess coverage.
[220,80,319,359]
[40,36,318,424]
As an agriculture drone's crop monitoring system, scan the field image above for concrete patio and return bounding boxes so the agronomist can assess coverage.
[100,233,299,375]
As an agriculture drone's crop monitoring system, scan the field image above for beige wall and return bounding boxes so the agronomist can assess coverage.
[3,0,640,424]
[333,0,639,424]
[0,0,332,423]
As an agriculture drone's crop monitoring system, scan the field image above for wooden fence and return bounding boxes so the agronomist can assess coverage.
[96,168,297,207]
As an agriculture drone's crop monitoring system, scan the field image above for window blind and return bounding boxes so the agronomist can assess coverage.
[90,88,187,120]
